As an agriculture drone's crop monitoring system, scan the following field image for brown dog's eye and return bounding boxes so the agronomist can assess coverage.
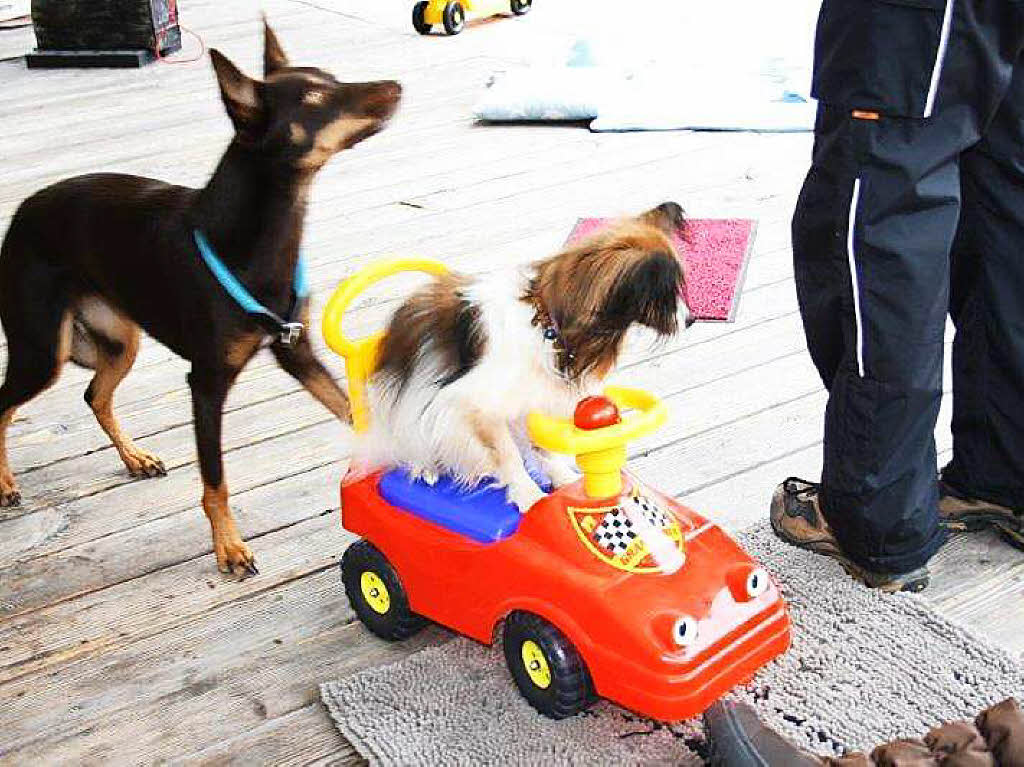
[303,90,327,106]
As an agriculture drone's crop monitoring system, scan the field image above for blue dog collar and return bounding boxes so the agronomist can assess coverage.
[193,229,309,346]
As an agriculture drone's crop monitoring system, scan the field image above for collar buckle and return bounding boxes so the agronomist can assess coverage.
[278,322,304,347]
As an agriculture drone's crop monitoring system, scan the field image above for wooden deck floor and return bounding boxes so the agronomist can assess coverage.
[1,1,1021,763]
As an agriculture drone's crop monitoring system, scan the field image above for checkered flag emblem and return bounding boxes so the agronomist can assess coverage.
[627,493,672,529]
[592,509,635,556]
[591,494,673,556]
[568,489,684,573]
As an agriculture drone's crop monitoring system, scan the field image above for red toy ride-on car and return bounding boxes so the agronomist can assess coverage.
[322,259,791,721]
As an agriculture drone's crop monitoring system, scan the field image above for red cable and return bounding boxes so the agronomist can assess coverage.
[154,23,206,64]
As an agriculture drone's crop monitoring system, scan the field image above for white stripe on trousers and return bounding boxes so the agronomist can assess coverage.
[847,178,866,378]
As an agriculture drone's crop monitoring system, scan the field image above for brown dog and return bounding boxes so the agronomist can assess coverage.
[0,22,394,575]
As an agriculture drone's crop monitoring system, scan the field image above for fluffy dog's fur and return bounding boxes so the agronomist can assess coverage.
[358,203,692,510]
[0,23,398,575]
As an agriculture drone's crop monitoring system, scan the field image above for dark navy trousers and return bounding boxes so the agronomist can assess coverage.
[794,0,1024,573]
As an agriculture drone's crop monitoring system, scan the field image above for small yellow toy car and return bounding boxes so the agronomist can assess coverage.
[412,0,532,36]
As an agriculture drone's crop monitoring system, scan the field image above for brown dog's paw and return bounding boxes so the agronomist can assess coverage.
[215,535,259,579]
[123,448,167,478]
[0,470,20,507]
[0,486,21,508]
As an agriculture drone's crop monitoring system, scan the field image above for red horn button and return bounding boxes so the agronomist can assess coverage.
[574,396,621,430]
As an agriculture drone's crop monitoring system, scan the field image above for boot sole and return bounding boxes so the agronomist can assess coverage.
[942,511,1024,553]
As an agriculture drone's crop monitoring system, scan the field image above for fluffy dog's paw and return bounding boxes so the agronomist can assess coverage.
[545,461,580,489]
[410,467,440,485]
[123,447,167,478]
[508,481,547,514]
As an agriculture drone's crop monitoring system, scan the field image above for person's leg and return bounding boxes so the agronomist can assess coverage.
[781,0,1024,584]
[942,52,1024,549]
[781,109,962,589]
[792,105,854,390]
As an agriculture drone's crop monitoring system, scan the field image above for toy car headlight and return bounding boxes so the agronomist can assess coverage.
[671,615,699,647]
[726,564,772,602]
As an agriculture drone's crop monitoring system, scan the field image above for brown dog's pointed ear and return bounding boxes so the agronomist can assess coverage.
[638,202,686,237]
[210,48,265,138]
[263,17,290,76]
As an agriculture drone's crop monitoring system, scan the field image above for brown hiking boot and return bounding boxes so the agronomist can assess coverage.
[770,478,930,593]
[939,480,1024,552]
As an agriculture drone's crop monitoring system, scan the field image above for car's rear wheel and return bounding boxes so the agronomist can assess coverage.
[341,539,427,640]
[511,0,532,15]
[412,2,431,34]
[503,611,593,718]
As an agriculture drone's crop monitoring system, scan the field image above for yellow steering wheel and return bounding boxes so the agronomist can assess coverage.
[322,258,449,433]
[527,387,667,499]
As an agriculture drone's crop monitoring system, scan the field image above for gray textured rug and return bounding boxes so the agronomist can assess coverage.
[321,524,1024,765]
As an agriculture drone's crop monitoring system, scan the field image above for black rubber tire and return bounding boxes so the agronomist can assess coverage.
[442,1,465,34]
[341,539,427,641]
[511,0,532,15]
[503,611,593,719]
[411,2,431,34]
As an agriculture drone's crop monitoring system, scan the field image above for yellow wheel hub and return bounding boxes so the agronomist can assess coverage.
[360,571,391,614]
[520,640,552,689]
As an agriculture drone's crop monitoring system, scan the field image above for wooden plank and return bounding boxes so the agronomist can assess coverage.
[173,703,362,767]
[0,424,347,615]
[0,475,344,682]
[0,570,449,763]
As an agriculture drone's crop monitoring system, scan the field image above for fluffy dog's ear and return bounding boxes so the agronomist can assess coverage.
[602,250,682,337]
[263,17,290,76]
[638,202,686,237]
[210,49,265,140]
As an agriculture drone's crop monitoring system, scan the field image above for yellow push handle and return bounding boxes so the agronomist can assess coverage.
[527,387,667,499]
[322,258,449,432]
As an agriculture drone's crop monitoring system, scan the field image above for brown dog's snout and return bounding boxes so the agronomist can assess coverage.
[364,80,403,118]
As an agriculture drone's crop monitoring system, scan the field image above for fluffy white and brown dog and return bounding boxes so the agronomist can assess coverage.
[357,202,692,511]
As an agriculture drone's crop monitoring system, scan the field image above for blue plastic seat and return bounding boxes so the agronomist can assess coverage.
[378,467,551,544]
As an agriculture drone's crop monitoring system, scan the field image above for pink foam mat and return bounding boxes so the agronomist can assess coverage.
[566,217,757,322]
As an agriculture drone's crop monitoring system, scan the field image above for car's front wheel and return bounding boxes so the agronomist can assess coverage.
[341,539,427,641]
[510,0,532,15]
[503,611,593,718]
[442,1,465,34]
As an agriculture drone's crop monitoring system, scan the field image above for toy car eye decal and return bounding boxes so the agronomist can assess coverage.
[726,563,772,602]
[746,567,770,598]
[672,616,699,647]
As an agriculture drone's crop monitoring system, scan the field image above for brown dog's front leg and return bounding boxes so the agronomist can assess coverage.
[189,369,257,577]
[272,335,351,422]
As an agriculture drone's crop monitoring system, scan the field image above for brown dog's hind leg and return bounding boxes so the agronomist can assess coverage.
[75,298,166,479]
[0,311,74,506]
[0,407,20,507]
[189,368,256,577]
[271,334,351,421]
